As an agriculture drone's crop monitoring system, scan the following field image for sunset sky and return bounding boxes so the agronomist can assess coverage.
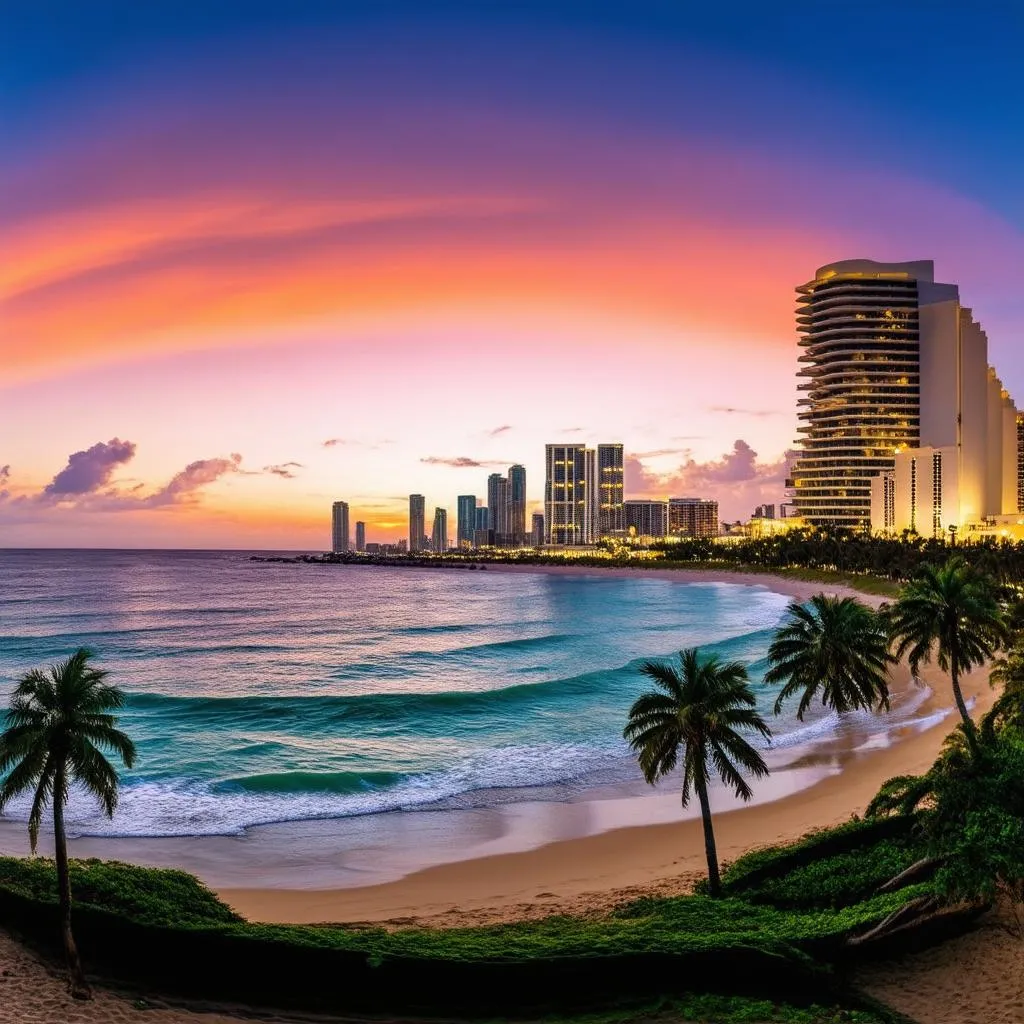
[2,1,1022,548]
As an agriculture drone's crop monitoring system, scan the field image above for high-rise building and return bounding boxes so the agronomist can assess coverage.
[487,473,510,544]
[794,259,1020,531]
[668,497,719,538]
[474,505,491,547]
[597,444,625,537]
[1018,413,1024,514]
[431,508,448,553]
[753,504,776,520]
[355,521,366,552]
[544,444,597,545]
[531,512,544,546]
[625,499,668,539]
[457,495,478,549]
[331,501,350,553]
[409,494,426,552]
[507,464,527,546]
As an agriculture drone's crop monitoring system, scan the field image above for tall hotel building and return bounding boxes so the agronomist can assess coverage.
[507,464,527,545]
[408,494,426,552]
[457,495,478,549]
[331,501,350,553]
[487,473,510,544]
[355,521,366,552]
[544,444,597,545]
[597,444,625,537]
[431,508,448,553]
[791,259,1020,534]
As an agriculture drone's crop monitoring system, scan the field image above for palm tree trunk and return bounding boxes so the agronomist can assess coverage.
[948,636,979,751]
[53,765,91,1000]
[693,775,721,897]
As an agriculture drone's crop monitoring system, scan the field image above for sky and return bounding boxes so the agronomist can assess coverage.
[2,1,1022,548]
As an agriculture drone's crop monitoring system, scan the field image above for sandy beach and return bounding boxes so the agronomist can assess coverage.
[0,564,990,929]
[219,659,992,926]
[217,564,970,925]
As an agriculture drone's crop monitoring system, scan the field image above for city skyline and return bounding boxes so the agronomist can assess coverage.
[2,3,1022,548]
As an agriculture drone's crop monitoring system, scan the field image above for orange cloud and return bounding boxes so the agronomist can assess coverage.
[1,199,821,382]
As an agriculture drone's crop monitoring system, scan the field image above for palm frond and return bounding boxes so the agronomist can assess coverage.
[624,647,769,807]
[0,649,134,846]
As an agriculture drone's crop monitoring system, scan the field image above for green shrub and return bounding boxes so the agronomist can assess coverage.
[735,838,923,910]
[0,856,240,927]
[721,816,918,894]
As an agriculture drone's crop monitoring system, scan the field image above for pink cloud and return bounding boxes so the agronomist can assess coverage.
[626,440,798,520]
[41,438,137,501]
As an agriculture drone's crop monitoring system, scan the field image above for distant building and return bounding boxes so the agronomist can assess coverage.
[409,494,426,552]
[365,542,380,554]
[753,504,776,520]
[331,501,350,553]
[457,495,478,549]
[431,507,448,553]
[355,521,366,552]
[625,499,668,539]
[597,444,625,537]
[669,497,719,538]
[487,473,510,544]
[545,444,597,545]
[474,505,491,548]
[531,512,544,547]
[507,464,527,546]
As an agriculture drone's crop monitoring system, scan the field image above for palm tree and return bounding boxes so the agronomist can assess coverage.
[886,557,1008,749]
[623,648,771,897]
[765,595,896,721]
[0,648,136,999]
[985,641,1024,738]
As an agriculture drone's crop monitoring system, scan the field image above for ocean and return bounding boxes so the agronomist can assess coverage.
[0,550,930,840]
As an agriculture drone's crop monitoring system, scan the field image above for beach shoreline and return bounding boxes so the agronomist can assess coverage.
[475,561,892,607]
[215,656,992,925]
[0,564,984,928]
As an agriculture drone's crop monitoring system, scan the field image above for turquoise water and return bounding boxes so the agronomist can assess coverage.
[0,550,826,837]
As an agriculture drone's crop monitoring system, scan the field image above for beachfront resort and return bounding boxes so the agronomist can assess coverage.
[331,260,1024,558]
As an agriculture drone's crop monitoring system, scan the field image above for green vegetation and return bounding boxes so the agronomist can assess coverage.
[651,531,1024,588]
[0,648,136,999]
[0,844,930,1018]
[624,648,770,896]
[766,595,895,720]
[0,856,240,928]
